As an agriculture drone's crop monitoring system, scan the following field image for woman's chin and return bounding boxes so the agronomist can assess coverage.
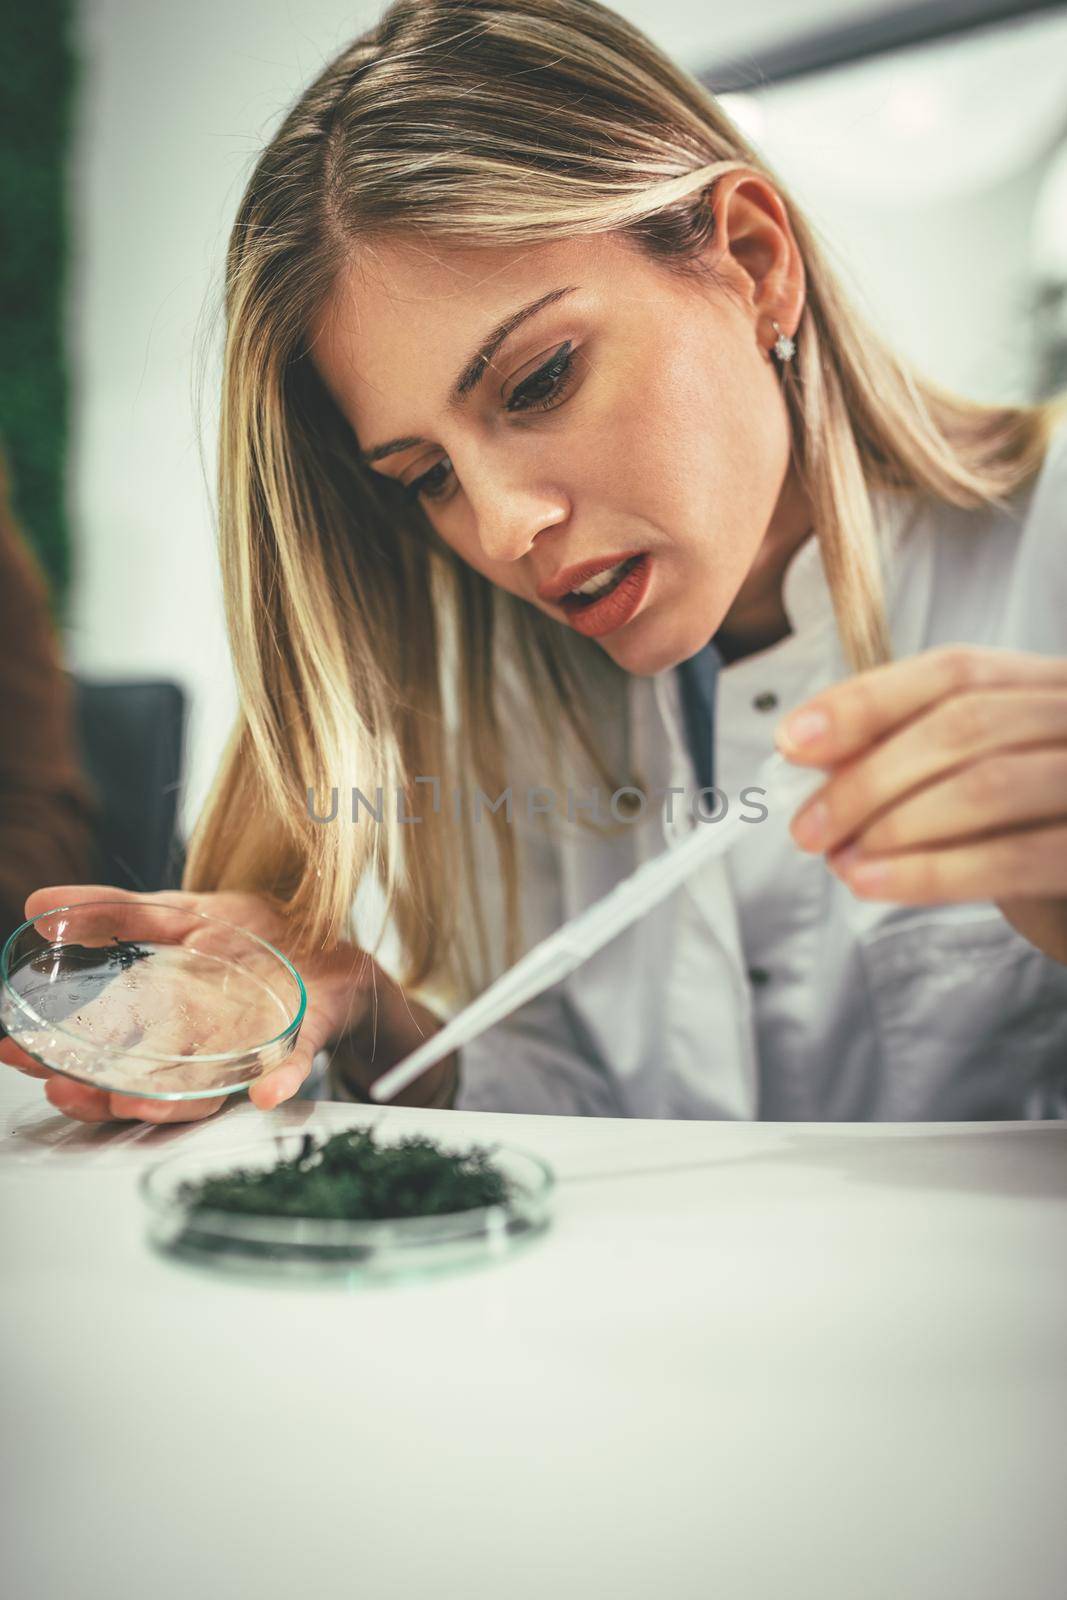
[600,630,689,678]
[602,612,720,678]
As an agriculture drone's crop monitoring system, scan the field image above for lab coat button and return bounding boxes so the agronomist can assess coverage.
[748,966,771,985]
[752,691,778,712]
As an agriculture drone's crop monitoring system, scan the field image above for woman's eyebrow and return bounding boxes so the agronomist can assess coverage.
[359,284,579,466]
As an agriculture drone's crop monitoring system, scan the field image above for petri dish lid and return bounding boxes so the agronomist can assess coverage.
[0,898,306,1100]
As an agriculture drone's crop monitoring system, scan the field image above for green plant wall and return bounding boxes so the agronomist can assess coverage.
[0,0,77,620]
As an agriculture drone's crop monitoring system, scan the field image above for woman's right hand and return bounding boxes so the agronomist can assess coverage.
[0,884,451,1124]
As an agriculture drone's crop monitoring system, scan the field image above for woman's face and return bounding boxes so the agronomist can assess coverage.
[310,186,810,676]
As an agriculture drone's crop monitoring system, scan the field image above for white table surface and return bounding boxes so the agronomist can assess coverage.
[1,1067,1065,1600]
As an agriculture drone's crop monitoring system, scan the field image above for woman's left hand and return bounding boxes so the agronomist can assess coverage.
[776,643,1067,966]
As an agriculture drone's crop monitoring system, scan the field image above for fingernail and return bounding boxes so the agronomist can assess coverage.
[848,857,891,890]
[777,708,830,751]
[830,843,862,873]
[791,799,829,849]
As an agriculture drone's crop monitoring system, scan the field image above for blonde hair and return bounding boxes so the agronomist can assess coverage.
[184,0,1067,1010]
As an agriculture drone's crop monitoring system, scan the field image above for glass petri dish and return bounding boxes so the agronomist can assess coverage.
[0,899,306,1100]
[140,1132,555,1282]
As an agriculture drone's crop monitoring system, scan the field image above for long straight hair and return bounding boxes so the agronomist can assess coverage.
[183,0,1067,1012]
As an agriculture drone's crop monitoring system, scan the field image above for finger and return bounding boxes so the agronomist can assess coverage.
[0,1035,55,1079]
[241,949,381,1111]
[23,884,145,921]
[44,1071,227,1124]
[248,1064,304,1111]
[105,1091,228,1123]
[247,1044,314,1111]
[44,1074,117,1121]
[25,884,204,917]
[15,1030,146,1087]
[830,819,1067,903]
[775,644,1067,766]
[81,1007,265,1098]
[791,695,1067,856]
[854,748,1067,855]
[244,997,353,1113]
[245,1001,340,1110]
[43,1063,176,1121]
[27,894,208,947]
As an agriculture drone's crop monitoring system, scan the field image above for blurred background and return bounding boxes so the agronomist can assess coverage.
[3,0,1067,885]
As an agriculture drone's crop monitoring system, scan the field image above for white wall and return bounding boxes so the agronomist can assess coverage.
[64,1,1067,847]
[742,14,1067,403]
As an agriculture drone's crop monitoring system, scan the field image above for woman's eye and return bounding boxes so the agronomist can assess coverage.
[405,458,453,503]
[404,342,579,504]
[505,342,577,414]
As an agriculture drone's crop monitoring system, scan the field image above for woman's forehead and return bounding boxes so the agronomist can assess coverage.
[314,233,620,352]
[308,234,626,441]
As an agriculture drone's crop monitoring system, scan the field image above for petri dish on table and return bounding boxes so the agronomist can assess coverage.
[140,1133,555,1282]
[0,899,306,1100]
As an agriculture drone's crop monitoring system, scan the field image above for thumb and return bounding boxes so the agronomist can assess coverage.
[246,1035,321,1111]
[0,1033,54,1080]
[244,993,344,1111]
[23,884,146,920]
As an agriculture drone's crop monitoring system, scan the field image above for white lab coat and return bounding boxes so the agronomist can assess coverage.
[448,421,1067,1121]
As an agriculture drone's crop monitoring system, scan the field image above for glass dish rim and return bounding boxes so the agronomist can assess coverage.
[0,897,308,1068]
[138,1131,556,1245]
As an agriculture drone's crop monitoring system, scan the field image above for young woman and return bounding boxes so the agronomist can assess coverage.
[8,0,1067,1125]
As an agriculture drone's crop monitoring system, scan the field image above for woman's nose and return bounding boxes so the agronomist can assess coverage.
[476,492,572,569]
[467,465,569,566]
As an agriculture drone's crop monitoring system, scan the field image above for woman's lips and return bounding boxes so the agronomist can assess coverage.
[557,553,653,638]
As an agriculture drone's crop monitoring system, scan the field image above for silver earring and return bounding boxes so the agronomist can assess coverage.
[771,320,796,363]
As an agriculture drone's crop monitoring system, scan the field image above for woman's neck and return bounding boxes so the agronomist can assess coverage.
[714,613,793,664]
[715,466,815,665]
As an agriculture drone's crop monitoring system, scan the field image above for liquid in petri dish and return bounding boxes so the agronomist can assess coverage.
[7,939,297,1096]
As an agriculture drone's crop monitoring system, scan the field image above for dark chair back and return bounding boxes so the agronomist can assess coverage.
[69,677,187,892]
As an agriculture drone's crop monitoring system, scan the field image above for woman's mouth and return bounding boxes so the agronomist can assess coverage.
[557,553,652,638]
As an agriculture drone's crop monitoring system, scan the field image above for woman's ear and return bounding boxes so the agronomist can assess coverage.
[705,169,806,348]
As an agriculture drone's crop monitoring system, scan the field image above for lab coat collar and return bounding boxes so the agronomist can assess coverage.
[622,489,921,1107]
[780,484,921,639]
[780,523,831,637]
[639,482,923,840]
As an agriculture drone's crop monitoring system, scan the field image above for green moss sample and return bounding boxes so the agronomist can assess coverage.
[178,1125,512,1222]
